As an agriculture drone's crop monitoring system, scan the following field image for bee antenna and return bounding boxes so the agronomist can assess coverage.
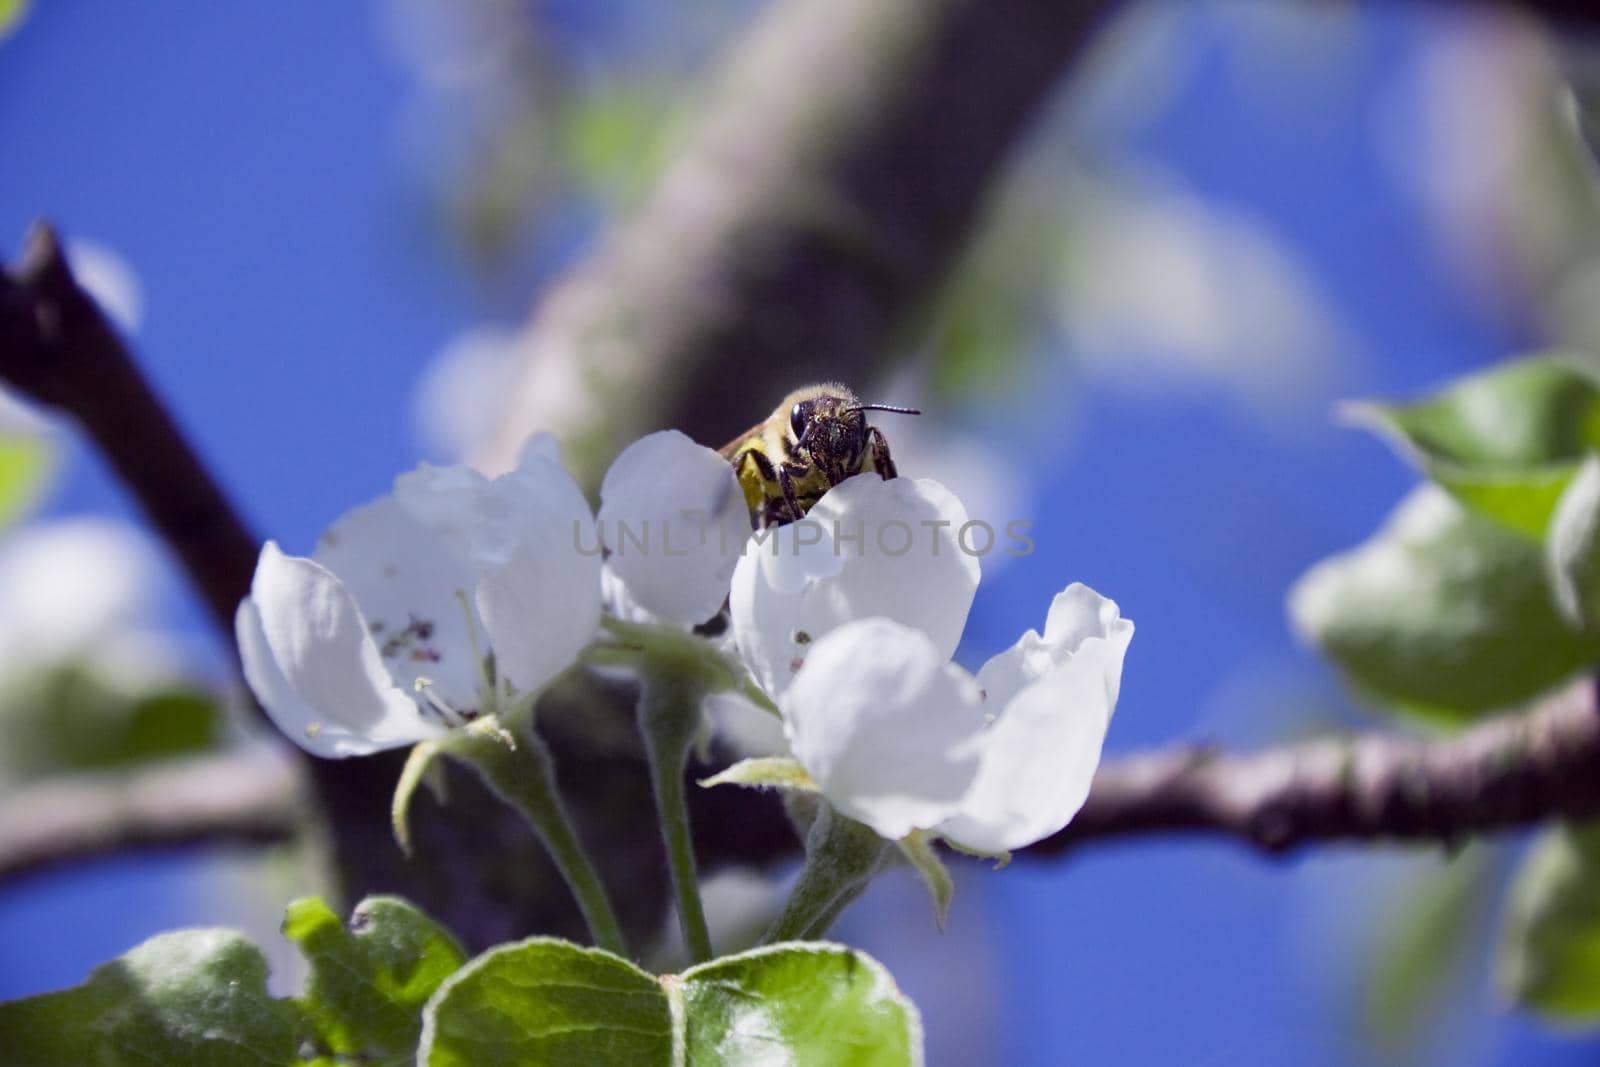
[848,403,921,417]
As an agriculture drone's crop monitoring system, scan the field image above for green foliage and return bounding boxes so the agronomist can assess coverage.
[1500,822,1600,1022]
[0,928,300,1067]
[561,87,678,207]
[1349,355,1600,537]
[680,943,922,1066]
[0,888,921,1065]
[1364,847,1492,1049]
[0,0,27,42]
[0,897,473,1066]
[0,434,49,528]
[1290,485,1600,722]
[420,938,672,1066]
[284,896,466,1061]
[1546,454,1600,629]
[0,665,223,783]
[420,938,922,1066]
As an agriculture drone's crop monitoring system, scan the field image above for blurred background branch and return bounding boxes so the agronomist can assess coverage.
[474,0,1117,482]
[0,747,300,883]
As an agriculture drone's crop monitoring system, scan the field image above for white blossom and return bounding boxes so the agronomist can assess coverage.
[237,437,601,757]
[729,474,980,698]
[780,584,1132,850]
[597,430,748,628]
[238,431,747,756]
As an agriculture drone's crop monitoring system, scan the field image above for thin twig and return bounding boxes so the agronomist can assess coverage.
[0,748,303,883]
[475,0,1117,482]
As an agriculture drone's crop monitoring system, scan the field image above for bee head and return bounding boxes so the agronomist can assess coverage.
[784,388,920,484]
[788,393,866,483]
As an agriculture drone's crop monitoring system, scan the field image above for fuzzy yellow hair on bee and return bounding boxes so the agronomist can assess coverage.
[718,382,919,528]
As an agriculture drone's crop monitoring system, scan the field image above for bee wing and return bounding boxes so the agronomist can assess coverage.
[718,420,769,459]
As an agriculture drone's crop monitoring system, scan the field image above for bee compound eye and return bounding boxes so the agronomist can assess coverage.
[790,403,807,440]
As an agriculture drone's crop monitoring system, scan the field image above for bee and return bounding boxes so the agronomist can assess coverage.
[719,382,920,528]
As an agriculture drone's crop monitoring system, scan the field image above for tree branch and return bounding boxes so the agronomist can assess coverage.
[0,224,260,636]
[1032,679,1600,857]
[0,748,303,883]
[5,677,1596,888]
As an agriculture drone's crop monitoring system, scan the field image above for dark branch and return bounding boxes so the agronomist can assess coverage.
[0,224,260,637]
[1032,680,1600,857]
[0,749,303,883]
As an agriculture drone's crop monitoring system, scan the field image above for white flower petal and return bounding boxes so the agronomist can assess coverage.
[315,496,483,712]
[782,618,983,840]
[239,543,440,757]
[474,435,597,570]
[975,583,1131,709]
[476,520,601,697]
[731,475,979,697]
[598,430,747,626]
[942,610,1133,852]
[471,439,603,694]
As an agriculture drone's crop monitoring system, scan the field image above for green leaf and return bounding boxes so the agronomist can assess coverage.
[680,943,923,1066]
[1569,78,1600,176]
[1350,355,1600,536]
[1546,454,1600,629]
[0,0,29,42]
[0,665,223,783]
[0,928,299,1066]
[0,434,50,528]
[419,939,924,1066]
[1290,485,1600,722]
[419,938,672,1067]
[1500,822,1600,1022]
[284,895,466,1060]
[1363,847,1492,1048]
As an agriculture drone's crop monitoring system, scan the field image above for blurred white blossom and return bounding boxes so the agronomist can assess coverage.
[1057,171,1348,420]
[0,519,183,691]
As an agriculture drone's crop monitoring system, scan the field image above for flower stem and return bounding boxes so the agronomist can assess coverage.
[451,725,627,956]
[637,673,714,964]
[765,803,889,943]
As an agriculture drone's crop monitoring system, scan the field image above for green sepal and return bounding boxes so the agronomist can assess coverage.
[699,756,817,792]
[391,739,444,857]
[897,831,954,930]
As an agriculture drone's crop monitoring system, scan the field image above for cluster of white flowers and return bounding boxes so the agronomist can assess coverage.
[238,431,1132,851]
